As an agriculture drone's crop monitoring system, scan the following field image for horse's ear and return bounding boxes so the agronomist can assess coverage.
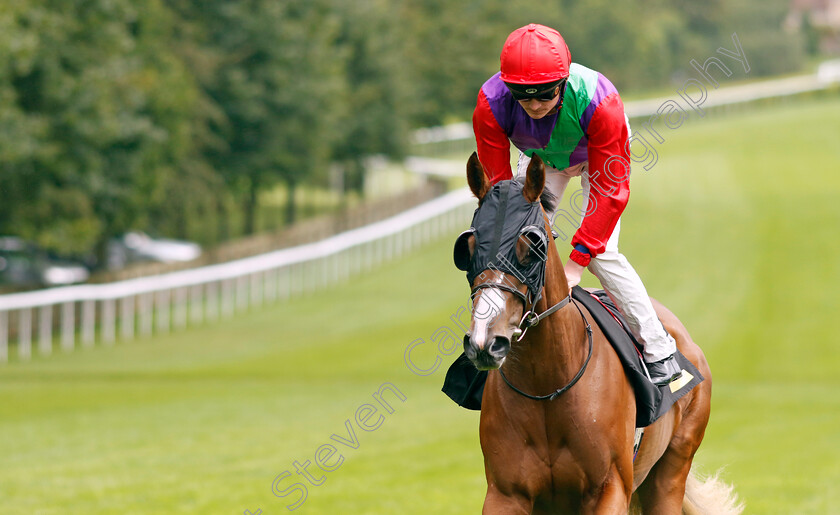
[467,152,491,201]
[523,154,545,203]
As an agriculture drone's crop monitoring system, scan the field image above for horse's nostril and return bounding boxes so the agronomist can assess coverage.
[463,334,477,360]
[488,336,511,357]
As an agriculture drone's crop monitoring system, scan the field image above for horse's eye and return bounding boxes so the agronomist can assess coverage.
[453,229,475,271]
[516,228,547,265]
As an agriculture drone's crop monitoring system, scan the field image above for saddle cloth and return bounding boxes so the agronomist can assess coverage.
[441,286,704,427]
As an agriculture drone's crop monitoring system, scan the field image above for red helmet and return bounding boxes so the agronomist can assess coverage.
[500,24,571,84]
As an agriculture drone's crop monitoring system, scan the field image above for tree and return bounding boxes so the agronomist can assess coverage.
[174,0,346,232]
[0,0,199,262]
[398,0,509,126]
[330,0,410,196]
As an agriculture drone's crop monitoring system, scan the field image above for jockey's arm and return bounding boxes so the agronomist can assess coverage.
[568,93,631,268]
[473,90,513,184]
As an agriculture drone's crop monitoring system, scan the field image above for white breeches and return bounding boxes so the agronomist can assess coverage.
[516,152,676,362]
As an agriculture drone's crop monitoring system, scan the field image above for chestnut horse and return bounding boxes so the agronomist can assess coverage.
[458,153,741,514]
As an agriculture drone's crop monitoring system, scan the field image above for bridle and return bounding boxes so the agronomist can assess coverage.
[458,178,593,401]
[470,279,563,342]
[470,276,594,402]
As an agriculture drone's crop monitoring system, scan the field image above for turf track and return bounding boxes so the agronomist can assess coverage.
[1,96,839,514]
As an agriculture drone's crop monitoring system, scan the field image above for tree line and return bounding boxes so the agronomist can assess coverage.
[0,0,804,265]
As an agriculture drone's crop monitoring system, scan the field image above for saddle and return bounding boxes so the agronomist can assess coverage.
[442,286,704,427]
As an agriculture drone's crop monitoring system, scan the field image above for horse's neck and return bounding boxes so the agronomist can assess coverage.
[506,282,586,389]
[505,239,585,380]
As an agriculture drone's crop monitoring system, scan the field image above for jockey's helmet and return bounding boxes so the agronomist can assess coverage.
[500,24,571,86]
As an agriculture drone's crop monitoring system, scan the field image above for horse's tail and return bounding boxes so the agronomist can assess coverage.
[681,467,744,515]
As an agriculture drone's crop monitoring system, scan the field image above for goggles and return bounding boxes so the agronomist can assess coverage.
[505,79,566,102]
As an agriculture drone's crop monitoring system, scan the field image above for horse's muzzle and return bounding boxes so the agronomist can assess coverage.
[464,333,511,370]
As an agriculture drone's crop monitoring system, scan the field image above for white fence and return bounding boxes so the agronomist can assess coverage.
[0,188,476,363]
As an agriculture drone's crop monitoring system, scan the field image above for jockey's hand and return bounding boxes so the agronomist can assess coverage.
[563,259,585,294]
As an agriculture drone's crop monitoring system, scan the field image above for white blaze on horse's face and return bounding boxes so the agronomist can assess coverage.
[465,272,527,371]
[470,287,506,351]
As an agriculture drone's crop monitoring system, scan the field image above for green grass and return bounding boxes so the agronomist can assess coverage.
[2,95,840,514]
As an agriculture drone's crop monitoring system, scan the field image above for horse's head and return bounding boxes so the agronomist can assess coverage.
[454,153,556,370]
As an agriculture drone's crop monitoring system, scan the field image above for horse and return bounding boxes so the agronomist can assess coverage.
[456,152,741,514]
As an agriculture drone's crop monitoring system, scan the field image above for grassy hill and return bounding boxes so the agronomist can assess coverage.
[1,95,839,514]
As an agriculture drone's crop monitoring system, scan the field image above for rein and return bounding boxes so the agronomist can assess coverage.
[502,297,593,402]
[470,280,593,401]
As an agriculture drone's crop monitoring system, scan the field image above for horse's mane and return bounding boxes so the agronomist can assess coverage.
[540,185,559,214]
[478,178,558,213]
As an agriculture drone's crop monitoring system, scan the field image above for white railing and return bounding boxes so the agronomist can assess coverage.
[0,187,476,363]
[623,71,838,119]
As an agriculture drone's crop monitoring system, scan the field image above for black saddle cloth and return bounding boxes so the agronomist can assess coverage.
[441,286,704,427]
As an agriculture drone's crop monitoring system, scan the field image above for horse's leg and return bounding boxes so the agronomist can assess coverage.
[637,303,713,514]
[636,373,711,513]
[583,463,632,515]
[635,396,709,514]
[482,485,532,515]
[634,440,694,514]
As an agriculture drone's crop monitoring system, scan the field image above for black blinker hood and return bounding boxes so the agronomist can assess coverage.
[455,179,548,299]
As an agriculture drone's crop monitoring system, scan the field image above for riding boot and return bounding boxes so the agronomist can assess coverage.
[645,353,682,386]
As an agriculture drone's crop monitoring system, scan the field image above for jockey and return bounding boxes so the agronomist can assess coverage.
[472,23,682,386]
